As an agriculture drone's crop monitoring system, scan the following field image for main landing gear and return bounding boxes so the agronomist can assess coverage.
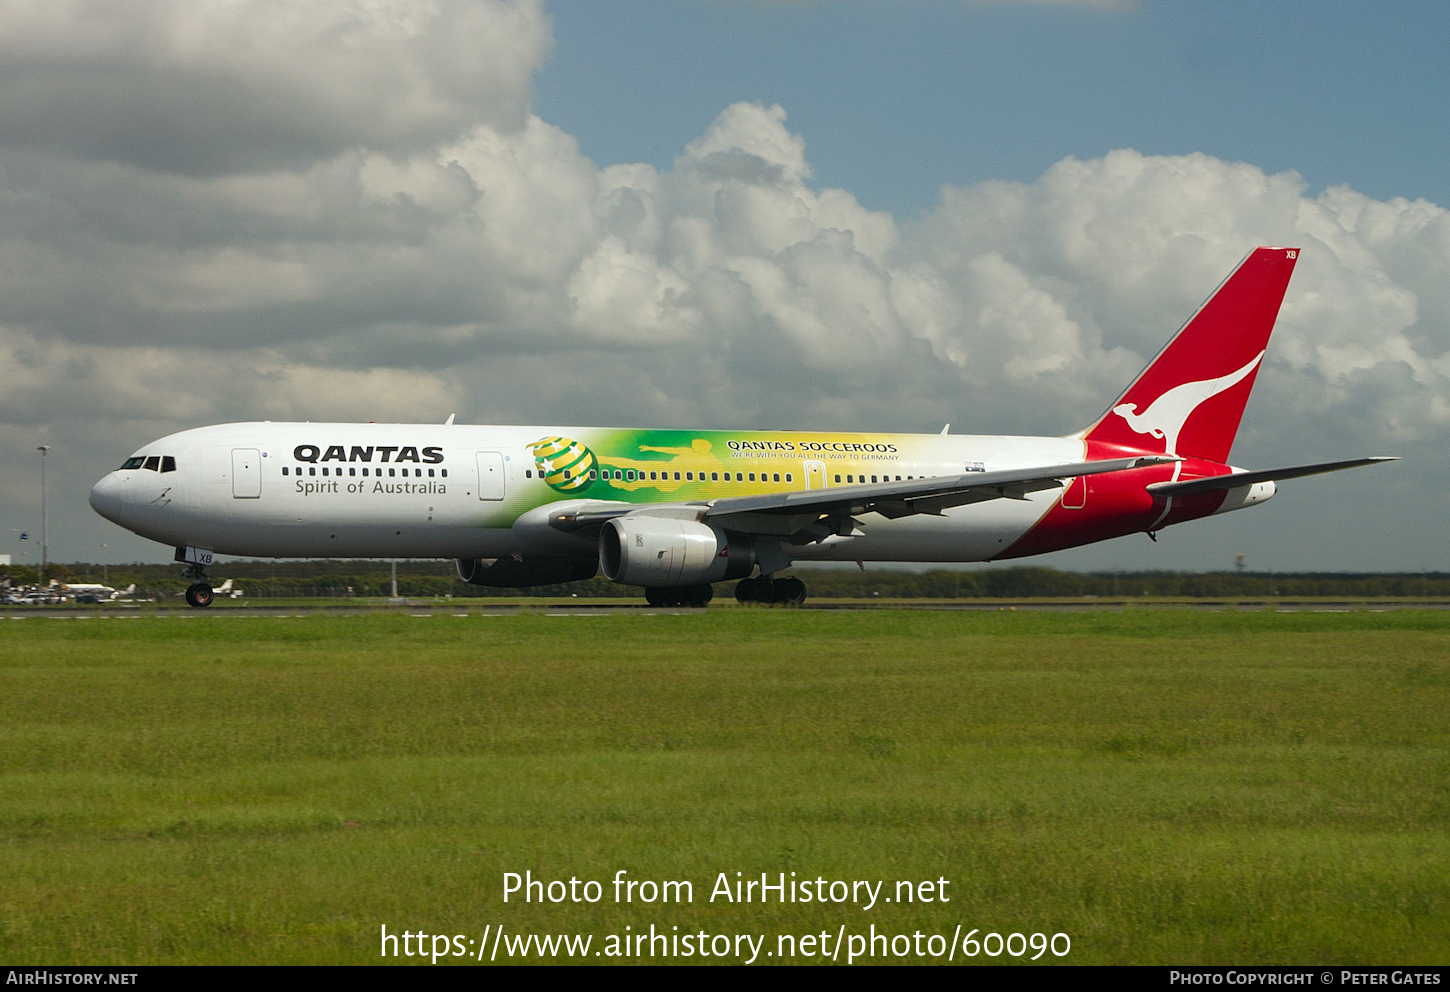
[645,584,714,608]
[735,574,807,606]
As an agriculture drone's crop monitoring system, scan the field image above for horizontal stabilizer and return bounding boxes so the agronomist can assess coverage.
[1145,457,1399,498]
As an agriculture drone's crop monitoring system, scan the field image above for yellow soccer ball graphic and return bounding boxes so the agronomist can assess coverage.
[527,436,596,492]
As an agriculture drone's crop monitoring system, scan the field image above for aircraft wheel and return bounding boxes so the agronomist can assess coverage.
[686,584,713,607]
[780,577,806,606]
[185,582,214,608]
[645,587,668,607]
[735,576,765,604]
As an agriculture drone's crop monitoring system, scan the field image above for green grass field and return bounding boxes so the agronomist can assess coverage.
[2,609,1447,965]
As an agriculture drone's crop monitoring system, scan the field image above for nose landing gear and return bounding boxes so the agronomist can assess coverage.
[176,550,215,608]
[734,574,806,606]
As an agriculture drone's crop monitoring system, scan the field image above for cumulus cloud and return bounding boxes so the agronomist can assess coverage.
[0,0,1446,567]
[0,0,550,174]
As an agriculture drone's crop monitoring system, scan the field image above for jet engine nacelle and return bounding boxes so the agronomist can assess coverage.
[600,516,755,587]
[456,556,598,588]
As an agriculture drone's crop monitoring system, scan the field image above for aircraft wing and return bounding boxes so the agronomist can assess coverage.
[703,456,1177,522]
[546,456,1175,540]
[1145,457,1398,498]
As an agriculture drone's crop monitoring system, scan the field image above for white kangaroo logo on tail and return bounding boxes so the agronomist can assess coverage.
[1112,351,1264,455]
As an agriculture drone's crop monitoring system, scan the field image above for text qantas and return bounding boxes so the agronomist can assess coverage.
[293,444,444,464]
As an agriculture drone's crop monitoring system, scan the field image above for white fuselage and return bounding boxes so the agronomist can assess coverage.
[89,422,1091,564]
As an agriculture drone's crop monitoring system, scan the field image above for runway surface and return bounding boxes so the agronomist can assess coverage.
[7,599,1450,618]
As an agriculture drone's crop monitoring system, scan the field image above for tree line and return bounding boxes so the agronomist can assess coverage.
[3,560,1446,600]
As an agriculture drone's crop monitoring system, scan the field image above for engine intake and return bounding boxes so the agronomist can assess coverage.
[600,516,754,587]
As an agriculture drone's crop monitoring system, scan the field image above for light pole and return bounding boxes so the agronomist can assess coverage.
[37,446,50,589]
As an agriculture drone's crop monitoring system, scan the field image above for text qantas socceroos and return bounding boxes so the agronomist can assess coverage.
[503,870,950,909]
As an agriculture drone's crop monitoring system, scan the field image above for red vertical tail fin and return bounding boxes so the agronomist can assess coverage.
[1083,246,1299,464]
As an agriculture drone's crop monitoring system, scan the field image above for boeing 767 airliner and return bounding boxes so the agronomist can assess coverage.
[90,247,1394,607]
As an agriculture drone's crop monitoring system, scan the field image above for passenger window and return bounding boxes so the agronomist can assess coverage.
[711,472,719,481]
[785,473,792,482]
[834,475,841,483]
[563,470,571,479]
[674,471,681,480]
[686,471,693,480]
[144,456,160,471]
[388,469,395,477]
[441,469,448,478]
[847,475,853,483]
[351,468,358,476]
[121,457,145,470]
[650,471,657,480]
[309,467,316,476]
[627,470,635,481]
[736,473,743,481]
[427,469,433,477]
[773,473,780,482]
[588,470,596,480]
[872,476,878,483]
[161,456,176,473]
[282,466,289,476]
[749,472,756,482]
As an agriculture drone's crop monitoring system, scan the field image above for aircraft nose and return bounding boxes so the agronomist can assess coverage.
[89,473,124,524]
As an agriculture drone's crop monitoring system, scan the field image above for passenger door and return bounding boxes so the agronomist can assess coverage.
[804,460,826,490]
[476,451,505,501]
[231,448,261,498]
[1061,475,1087,509]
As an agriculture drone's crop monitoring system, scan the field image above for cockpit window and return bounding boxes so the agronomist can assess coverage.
[120,457,145,470]
[161,456,176,473]
[143,456,161,471]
